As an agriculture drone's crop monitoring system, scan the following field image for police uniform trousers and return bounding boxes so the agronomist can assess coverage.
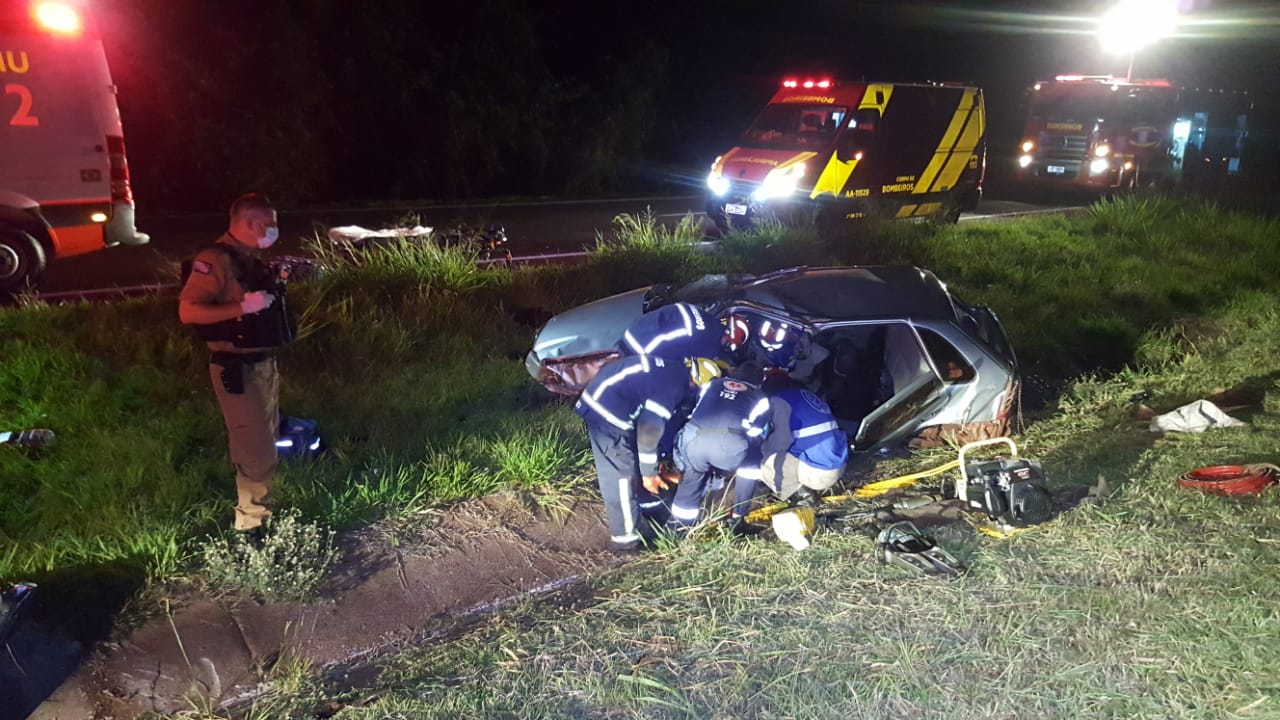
[210,356,279,530]
[672,425,750,527]
[584,419,670,548]
[762,452,843,500]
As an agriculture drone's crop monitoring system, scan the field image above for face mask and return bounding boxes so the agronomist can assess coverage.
[258,226,280,249]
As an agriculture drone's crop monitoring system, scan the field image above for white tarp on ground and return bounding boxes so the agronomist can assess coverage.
[327,225,433,244]
[1149,399,1246,433]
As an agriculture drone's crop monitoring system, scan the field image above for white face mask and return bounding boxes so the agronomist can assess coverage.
[258,226,280,249]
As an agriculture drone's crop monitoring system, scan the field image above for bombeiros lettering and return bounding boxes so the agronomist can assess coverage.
[0,50,31,74]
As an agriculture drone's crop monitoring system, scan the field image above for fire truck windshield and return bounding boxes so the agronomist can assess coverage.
[1030,86,1175,126]
[742,103,848,150]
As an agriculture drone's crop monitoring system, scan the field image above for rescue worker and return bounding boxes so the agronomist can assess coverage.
[575,354,723,552]
[668,364,773,530]
[179,193,292,533]
[617,301,727,363]
[758,374,849,505]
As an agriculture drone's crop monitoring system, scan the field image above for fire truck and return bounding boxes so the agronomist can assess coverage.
[1015,75,1180,191]
[706,77,986,231]
[1,0,148,294]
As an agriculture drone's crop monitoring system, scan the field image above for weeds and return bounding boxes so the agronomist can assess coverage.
[199,511,337,602]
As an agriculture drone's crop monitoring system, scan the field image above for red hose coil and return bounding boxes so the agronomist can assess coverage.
[1177,464,1279,496]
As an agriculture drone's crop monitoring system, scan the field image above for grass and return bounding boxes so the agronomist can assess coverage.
[4,191,1280,716]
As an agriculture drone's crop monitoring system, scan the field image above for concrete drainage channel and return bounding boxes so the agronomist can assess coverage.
[14,494,622,719]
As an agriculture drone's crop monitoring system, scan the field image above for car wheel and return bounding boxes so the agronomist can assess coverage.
[0,225,46,294]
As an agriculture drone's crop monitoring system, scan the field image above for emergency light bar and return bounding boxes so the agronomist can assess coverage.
[33,1,81,35]
[782,78,834,89]
[1050,74,1171,87]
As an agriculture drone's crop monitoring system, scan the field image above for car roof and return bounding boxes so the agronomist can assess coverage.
[690,266,959,322]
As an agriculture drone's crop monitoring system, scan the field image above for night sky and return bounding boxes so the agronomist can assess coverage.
[85,1,1280,211]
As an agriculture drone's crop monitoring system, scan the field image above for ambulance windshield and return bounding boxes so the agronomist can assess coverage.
[742,104,848,150]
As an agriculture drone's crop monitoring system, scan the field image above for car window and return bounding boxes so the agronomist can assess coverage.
[917,327,976,384]
[809,322,941,429]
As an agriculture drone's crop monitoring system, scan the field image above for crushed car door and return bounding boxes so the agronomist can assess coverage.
[851,323,948,452]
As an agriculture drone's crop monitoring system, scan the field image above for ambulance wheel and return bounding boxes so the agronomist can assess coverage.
[0,226,46,295]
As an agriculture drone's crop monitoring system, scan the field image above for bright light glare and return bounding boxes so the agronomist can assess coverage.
[707,172,730,196]
[752,164,805,202]
[34,2,81,34]
[1094,144,1111,157]
[90,212,108,222]
[1018,154,1033,168]
[1021,140,1035,152]
[1173,119,1192,142]
[1090,158,1111,174]
[1098,0,1179,54]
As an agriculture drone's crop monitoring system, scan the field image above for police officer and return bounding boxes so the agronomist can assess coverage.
[669,364,773,529]
[179,193,291,532]
[575,354,722,552]
[758,374,849,504]
[617,301,727,363]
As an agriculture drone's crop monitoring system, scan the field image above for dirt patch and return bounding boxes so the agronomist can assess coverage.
[20,492,625,720]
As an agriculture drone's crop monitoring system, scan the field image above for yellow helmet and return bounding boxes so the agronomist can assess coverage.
[686,356,723,386]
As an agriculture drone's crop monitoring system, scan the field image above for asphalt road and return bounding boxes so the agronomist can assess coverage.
[34,193,1074,296]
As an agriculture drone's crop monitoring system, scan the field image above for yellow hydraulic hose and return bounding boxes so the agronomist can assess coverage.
[744,458,962,525]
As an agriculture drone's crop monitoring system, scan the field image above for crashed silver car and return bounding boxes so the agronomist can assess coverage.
[527,266,1019,455]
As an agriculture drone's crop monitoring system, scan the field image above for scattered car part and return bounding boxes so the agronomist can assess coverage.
[1177,464,1279,497]
[771,506,817,551]
[953,438,1054,529]
[874,522,964,576]
[0,428,55,451]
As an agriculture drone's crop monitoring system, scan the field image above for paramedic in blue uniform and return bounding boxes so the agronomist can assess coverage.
[669,364,773,530]
[758,374,849,504]
[617,301,727,363]
[575,354,722,552]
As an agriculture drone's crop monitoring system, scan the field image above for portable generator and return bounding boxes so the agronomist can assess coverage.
[952,438,1054,528]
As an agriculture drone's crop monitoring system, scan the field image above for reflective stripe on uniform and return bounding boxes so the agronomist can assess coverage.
[737,466,763,481]
[619,476,635,536]
[794,420,839,439]
[578,392,633,430]
[643,399,673,419]
[612,532,641,543]
[672,503,701,521]
[638,451,658,465]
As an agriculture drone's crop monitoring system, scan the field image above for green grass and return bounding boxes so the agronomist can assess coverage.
[4,192,1280,717]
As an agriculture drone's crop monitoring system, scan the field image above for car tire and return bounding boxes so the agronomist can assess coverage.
[0,225,46,295]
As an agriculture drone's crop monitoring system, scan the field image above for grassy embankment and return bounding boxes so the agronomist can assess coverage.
[4,195,1280,717]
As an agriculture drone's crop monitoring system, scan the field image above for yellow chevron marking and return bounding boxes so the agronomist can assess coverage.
[914,202,942,217]
[931,92,985,193]
[810,84,895,199]
[896,204,917,219]
[915,88,976,195]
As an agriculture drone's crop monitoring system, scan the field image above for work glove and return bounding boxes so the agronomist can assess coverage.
[240,291,276,315]
[642,474,673,494]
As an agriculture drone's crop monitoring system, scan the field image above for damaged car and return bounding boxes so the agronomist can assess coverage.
[527,266,1019,456]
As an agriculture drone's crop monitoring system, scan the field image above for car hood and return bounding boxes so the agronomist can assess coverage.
[528,286,648,368]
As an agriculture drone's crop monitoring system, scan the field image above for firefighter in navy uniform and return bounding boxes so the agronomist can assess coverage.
[179,193,293,532]
[617,301,727,362]
[575,354,722,552]
[668,364,773,530]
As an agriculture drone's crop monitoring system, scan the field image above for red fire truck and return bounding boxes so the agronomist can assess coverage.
[1015,75,1180,191]
[706,77,987,230]
[1,0,148,293]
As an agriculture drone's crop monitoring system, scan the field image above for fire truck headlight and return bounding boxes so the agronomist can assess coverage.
[1021,140,1035,153]
[1089,157,1110,175]
[707,172,730,197]
[1018,154,1033,168]
[752,165,805,202]
[1094,144,1111,158]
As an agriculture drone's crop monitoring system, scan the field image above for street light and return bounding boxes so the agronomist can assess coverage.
[1097,0,1180,82]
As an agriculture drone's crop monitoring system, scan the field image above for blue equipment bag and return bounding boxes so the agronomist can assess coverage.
[277,414,324,459]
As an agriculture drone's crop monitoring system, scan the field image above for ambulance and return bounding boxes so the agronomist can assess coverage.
[706,77,986,231]
[0,0,147,293]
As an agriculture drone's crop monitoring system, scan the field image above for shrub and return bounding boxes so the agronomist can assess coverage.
[200,511,338,602]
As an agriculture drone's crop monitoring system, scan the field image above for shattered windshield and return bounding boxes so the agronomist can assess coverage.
[741,103,849,150]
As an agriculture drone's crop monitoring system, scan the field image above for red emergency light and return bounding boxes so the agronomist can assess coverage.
[782,78,833,89]
[32,1,82,35]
